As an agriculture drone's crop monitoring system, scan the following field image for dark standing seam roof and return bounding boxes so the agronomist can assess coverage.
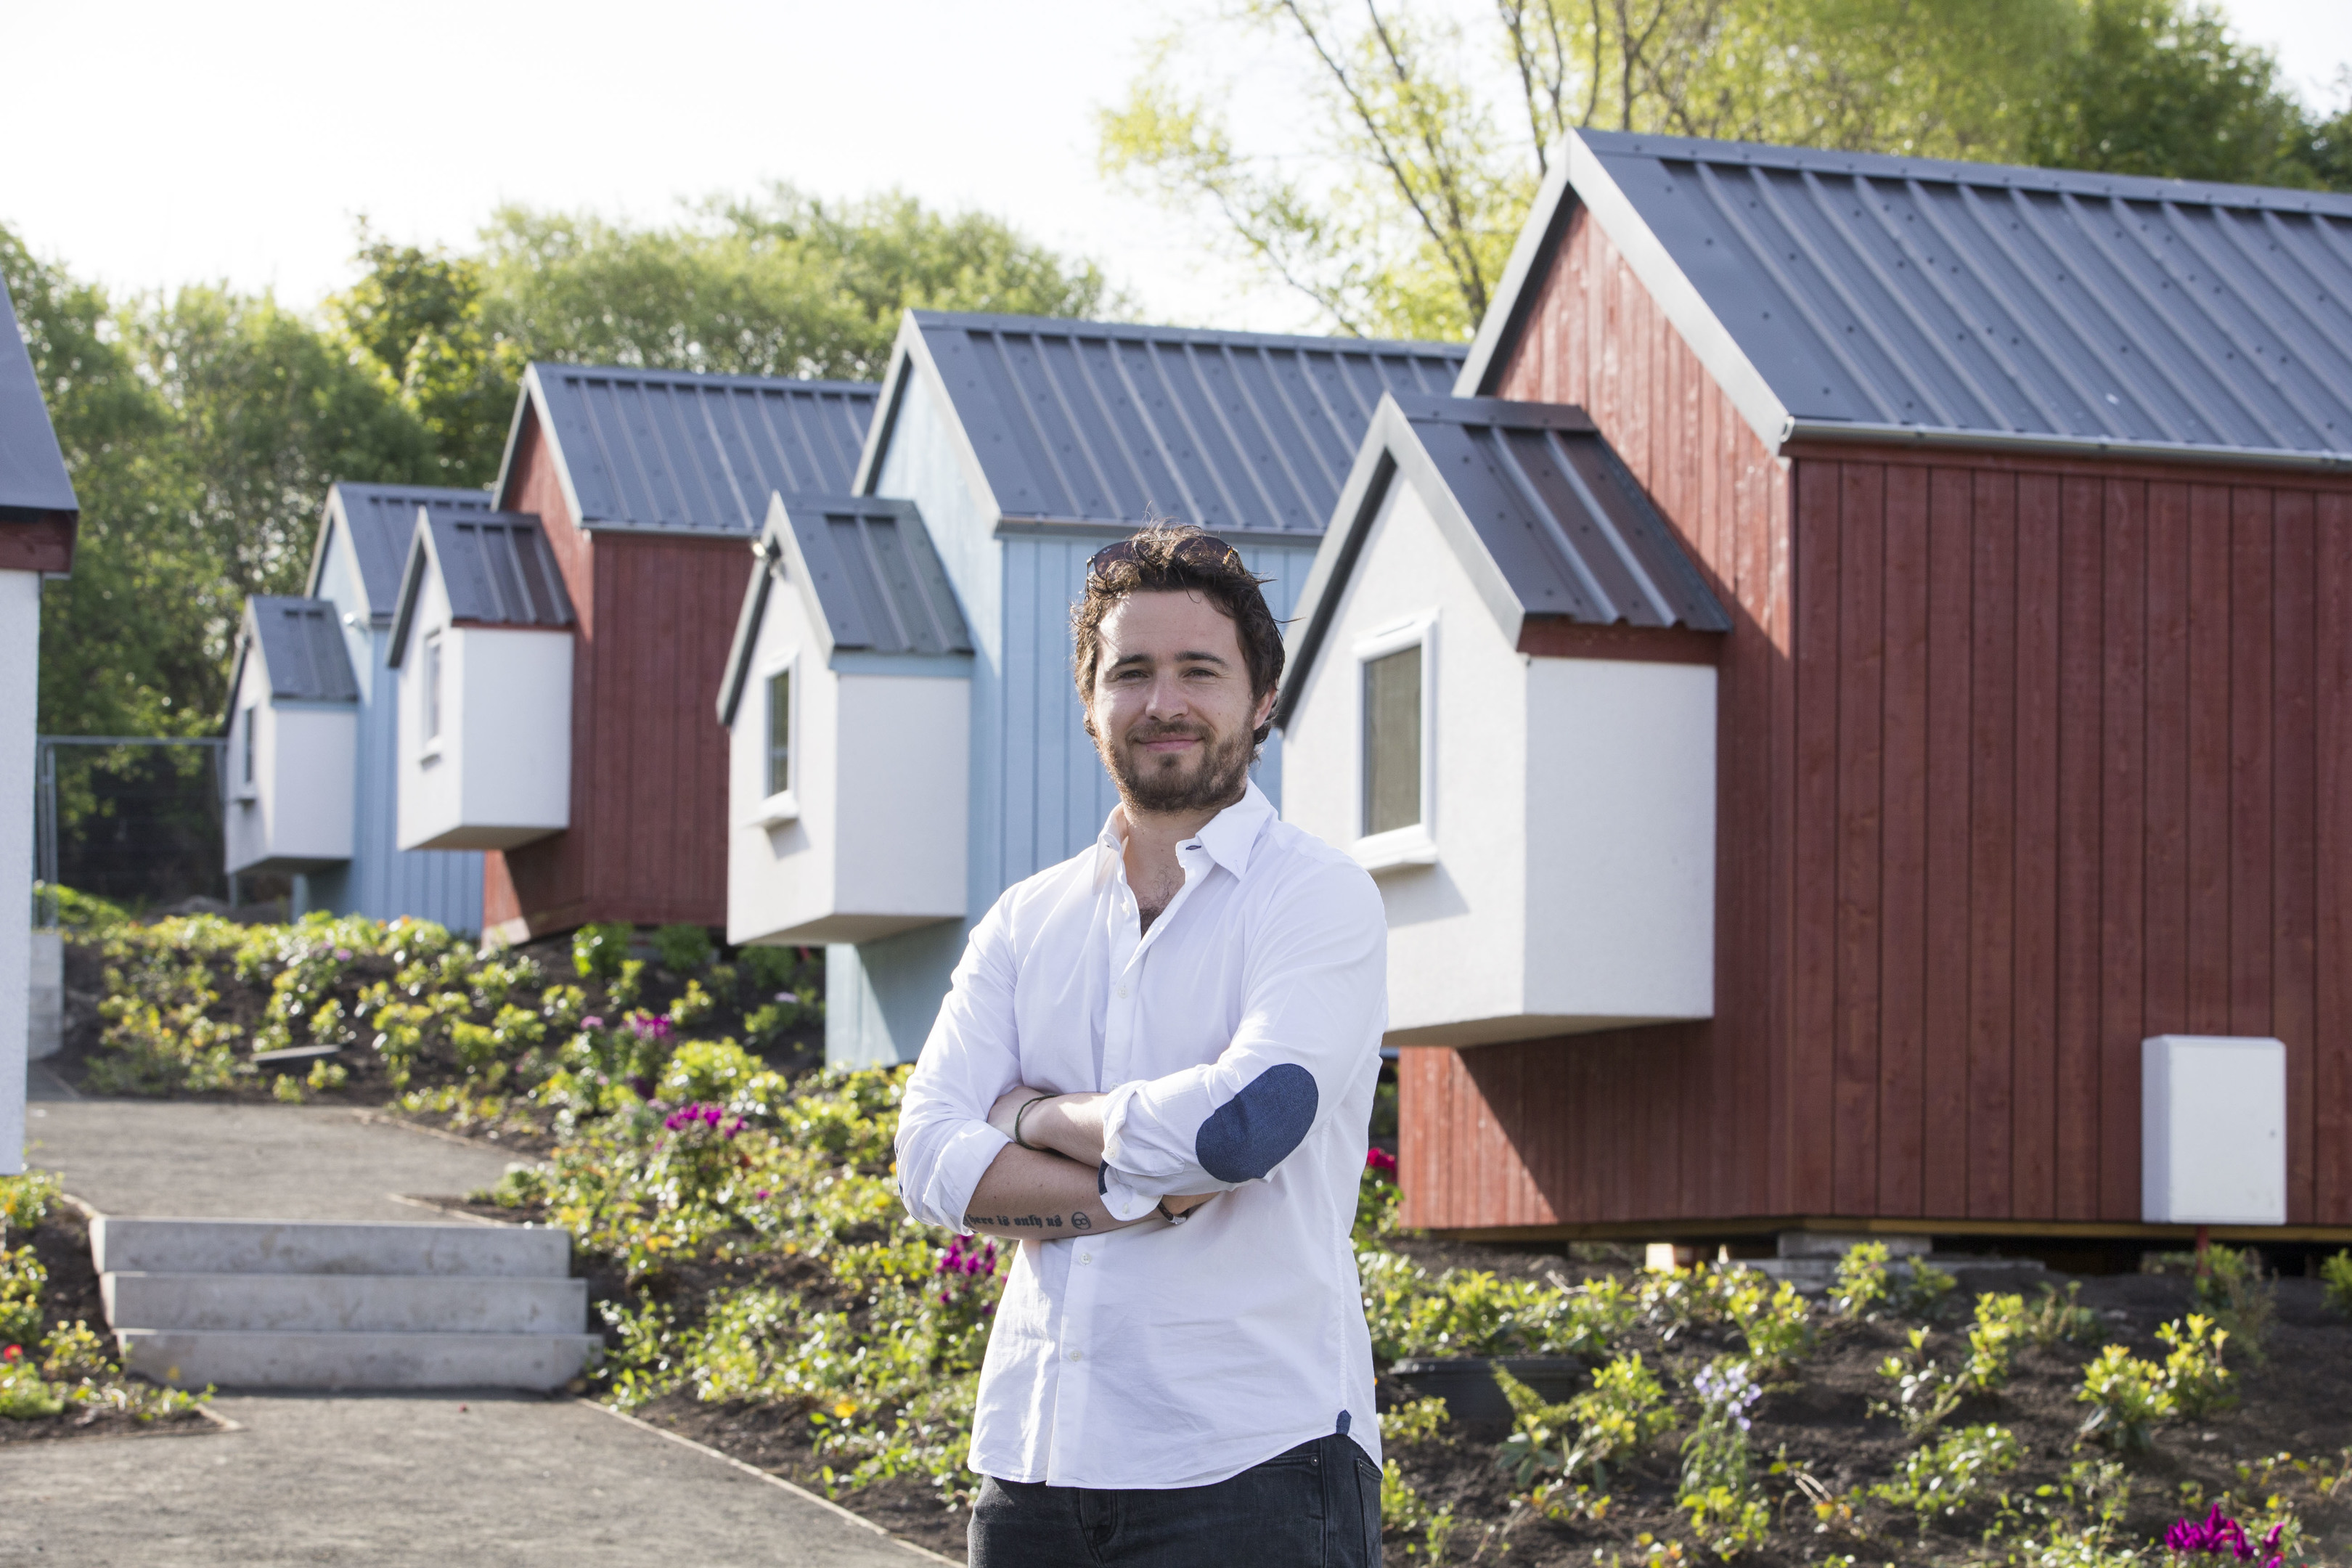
[421,507,576,628]
[1401,396,1728,630]
[1578,130,2352,456]
[530,364,877,534]
[783,497,973,657]
[910,313,1467,533]
[245,597,360,702]
[0,274,77,518]
[716,496,971,725]
[327,482,494,615]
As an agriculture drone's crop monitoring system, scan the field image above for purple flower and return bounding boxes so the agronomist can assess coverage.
[334,947,353,961]
[582,1016,605,1030]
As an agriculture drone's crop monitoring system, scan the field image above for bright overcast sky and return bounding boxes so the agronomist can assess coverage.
[7,0,2348,336]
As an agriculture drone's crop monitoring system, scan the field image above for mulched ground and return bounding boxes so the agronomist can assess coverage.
[1,1205,218,1448]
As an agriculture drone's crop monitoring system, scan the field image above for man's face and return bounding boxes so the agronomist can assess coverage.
[1088,589,1276,816]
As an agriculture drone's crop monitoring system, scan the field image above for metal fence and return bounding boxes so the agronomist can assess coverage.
[33,736,242,925]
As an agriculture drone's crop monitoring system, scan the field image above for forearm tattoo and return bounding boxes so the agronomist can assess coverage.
[965,1210,1094,1232]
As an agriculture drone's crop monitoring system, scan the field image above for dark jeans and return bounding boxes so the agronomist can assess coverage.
[969,1433,1383,1567]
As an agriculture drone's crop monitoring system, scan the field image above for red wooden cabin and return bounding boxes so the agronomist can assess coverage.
[479,364,875,940]
[1363,131,2352,1248]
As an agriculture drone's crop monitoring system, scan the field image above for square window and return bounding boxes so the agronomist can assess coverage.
[767,667,793,799]
[1362,643,1421,836]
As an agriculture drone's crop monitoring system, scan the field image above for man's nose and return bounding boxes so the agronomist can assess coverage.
[1144,672,1191,716]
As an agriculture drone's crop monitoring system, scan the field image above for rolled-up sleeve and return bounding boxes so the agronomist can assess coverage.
[1095,859,1386,1220]
[894,897,1021,1233]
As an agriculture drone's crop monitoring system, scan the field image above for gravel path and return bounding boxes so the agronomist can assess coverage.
[23,1098,517,1223]
[0,1392,939,1566]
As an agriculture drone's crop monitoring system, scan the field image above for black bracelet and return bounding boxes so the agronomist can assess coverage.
[1156,1198,1191,1226]
[1011,1095,1055,1151]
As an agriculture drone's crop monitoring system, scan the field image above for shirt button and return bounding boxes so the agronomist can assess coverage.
[1078,1251,1093,1265]
[1066,1348,1082,1362]
[1115,984,1129,1000]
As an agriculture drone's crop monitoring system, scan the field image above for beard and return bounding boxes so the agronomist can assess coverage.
[1098,716,1257,815]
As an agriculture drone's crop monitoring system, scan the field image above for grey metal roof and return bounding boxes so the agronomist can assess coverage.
[1279,393,1726,724]
[717,494,973,724]
[892,311,1467,535]
[0,273,77,519]
[388,507,576,666]
[319,481,494,618]
[238,597,359,705]
[1462,128,2352,465]
[509,363,877,536]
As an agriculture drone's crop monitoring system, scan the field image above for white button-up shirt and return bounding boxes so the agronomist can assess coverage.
[895,783,1388,1490]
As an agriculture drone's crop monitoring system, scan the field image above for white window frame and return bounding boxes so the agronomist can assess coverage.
[1350,611,1437,873]
[419,629,446,762]
[747,648,801,826]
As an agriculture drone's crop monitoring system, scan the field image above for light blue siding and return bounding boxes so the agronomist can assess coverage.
[303,518,483,935]
[826,372,1322,1065]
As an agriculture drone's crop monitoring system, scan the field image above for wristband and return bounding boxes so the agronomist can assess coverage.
[1011,1095,1055,1151]
[1156,1197,1191,1226]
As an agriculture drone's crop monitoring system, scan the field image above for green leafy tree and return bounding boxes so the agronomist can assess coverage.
[2021,0,2322,186]
[1101,0,2071,338]
[1103,0,2345,340]
[478,187,1124,385]
[330,226,523,486]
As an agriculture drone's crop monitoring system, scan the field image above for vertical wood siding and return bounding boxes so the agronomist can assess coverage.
[485,412,743,936]
[1404,207,2352,1233]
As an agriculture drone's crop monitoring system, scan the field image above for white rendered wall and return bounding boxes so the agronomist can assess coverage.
[397,570,572,852]
[1522,657,1715,1032]
[1,571,38,1174]
[1282,479,1532,1042]
[727,578,969,947]
[1281,473,1718,1049]
[223,650,272,873]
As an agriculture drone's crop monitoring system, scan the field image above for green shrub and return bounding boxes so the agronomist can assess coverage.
[37,882,132,934]
[1379,1395,1451,1445]
[1381,1458,1458,1560]
[0,1172,59,1238]
[0,1244,47,1345]
[1832,1242,1956,1320]
[1715,1267,1814,1376]
[1495,1352,1673,1491]
[2076,1344,2174,1451]
[2322,1251,2352,1320]
[2024,1281,2104,1347]
[1963,1293,2029,1391]
[0,1354,63,1419]
[2155,1313,2233,1418]
[1872,1328,1967,1438]
[1871,1423,2023,1532]
[572,922,634,980]
[1679,1358,1767,1554]
[650,924,716,974]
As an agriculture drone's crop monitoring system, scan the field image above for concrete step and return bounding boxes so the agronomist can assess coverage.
[115,1328,603,1392]
[104,1272,589,1335]
[92,1217,571,1278]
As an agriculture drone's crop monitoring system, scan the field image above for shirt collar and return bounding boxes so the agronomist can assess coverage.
[1095,780,1275,882]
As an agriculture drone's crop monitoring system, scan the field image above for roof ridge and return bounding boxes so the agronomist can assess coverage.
[909,309,1471,356]
[1577,128,2352,217]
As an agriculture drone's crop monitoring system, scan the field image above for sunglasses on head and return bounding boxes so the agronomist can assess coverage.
[1087,533,1243,581]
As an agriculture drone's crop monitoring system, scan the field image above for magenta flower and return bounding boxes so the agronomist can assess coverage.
[1365,1147,1397,1175]
[581,1016,604,1030]
[2165,1506,2281,1567]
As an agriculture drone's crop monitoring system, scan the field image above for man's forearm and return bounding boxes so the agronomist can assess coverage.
[960,1143,1141,1239]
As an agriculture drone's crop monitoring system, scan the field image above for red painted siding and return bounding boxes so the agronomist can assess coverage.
[1402,208,2352,1234]
[481,410,742,937]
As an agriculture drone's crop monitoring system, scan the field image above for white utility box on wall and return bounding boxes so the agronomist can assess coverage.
[2141,1034,2285,1225]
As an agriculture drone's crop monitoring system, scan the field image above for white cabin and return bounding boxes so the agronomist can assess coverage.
[223,597,360,875]
[387,507,575,852]
[1278,393,1726,1048]
[718,494,972,947]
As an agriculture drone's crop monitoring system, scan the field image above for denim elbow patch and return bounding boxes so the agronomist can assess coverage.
[1196,1063,1319,1182]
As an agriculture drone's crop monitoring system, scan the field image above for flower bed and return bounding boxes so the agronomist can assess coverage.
[46,908,2352,1562]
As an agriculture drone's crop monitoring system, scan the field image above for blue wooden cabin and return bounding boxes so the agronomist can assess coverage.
[799,311,1463,1063]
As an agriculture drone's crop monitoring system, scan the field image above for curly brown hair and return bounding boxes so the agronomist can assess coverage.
[1071,522,1285,745]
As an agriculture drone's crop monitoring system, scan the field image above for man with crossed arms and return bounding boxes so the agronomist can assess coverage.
[896,523,1389,1566]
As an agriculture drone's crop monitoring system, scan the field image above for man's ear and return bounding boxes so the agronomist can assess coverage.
[1253,685,1278,732]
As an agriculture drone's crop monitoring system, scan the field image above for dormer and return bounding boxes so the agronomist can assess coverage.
[717,493,973,945]
[388,507,576,852]
[223,597,361,875]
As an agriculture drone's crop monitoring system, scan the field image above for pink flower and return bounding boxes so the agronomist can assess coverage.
[1365,1147,1397,1175]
